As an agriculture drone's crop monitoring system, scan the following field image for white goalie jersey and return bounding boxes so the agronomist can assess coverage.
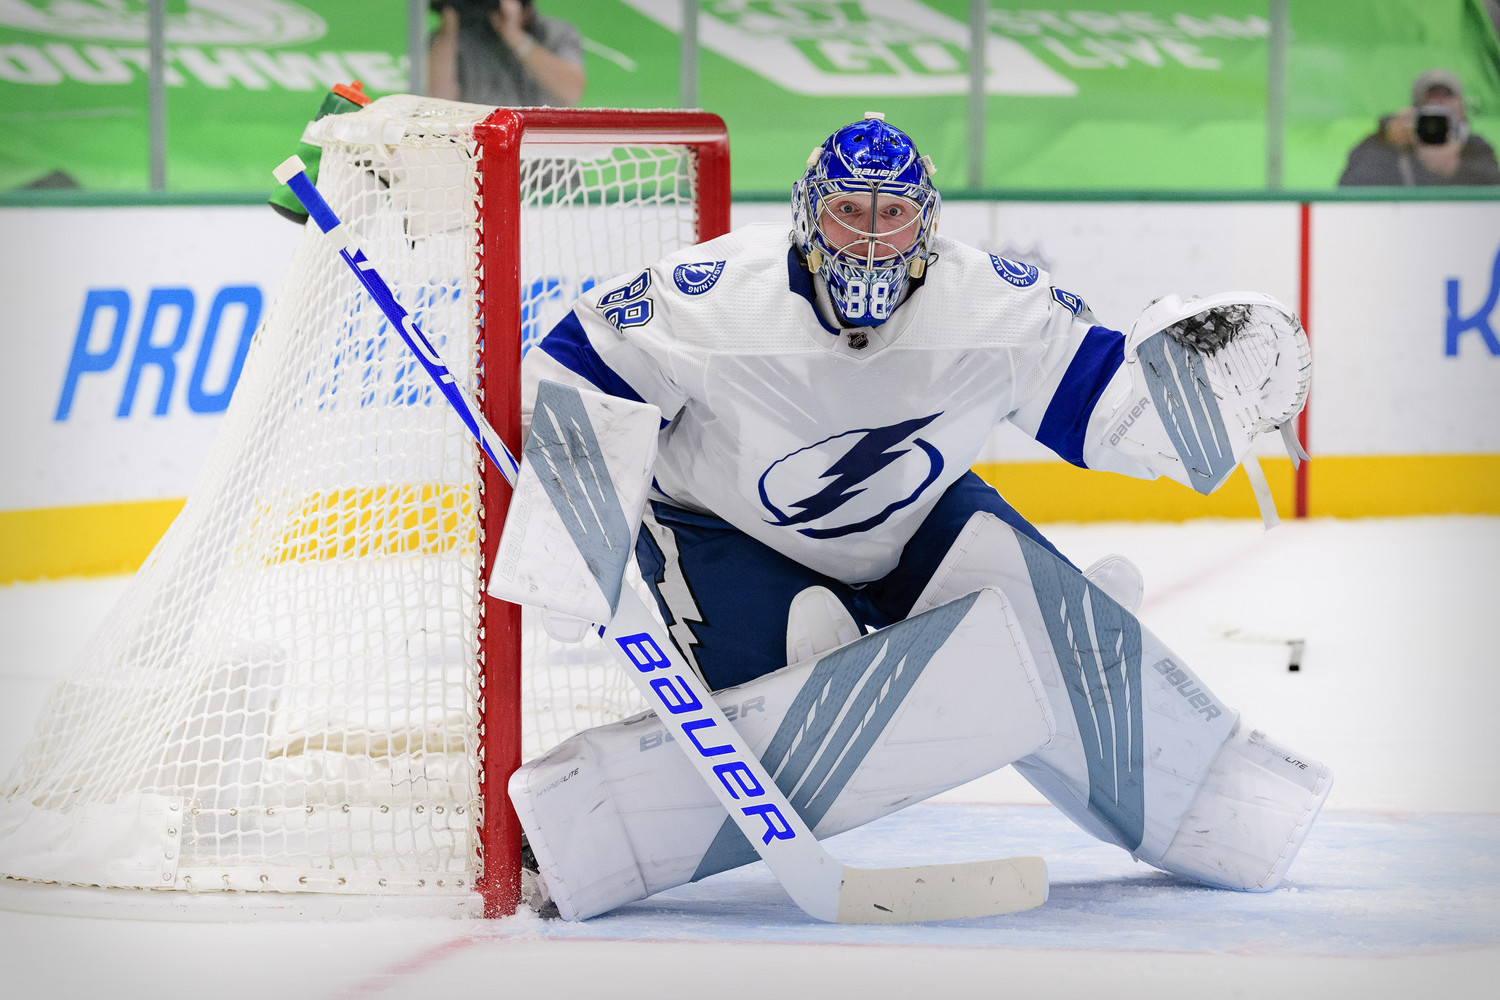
[522,223,1302,583]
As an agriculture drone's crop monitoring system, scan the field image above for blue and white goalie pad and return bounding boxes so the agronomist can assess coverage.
[509,586,1055,921]
[912,511,1332,893]
[488,381,660,629]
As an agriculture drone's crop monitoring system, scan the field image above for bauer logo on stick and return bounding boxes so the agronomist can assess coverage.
[614,629,797,847]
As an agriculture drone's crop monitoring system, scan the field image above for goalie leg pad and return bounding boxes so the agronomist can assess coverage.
[910,511,1330,889]
[785,583,863,665]
[1082,553,1143,614]
[509,586,1054,920]
[1156,722,1332,890]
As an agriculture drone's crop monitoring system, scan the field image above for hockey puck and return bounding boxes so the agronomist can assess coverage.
[1287,639,1305,672]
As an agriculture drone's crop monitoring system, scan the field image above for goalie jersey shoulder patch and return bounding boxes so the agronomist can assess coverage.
[990,254,1039,287]
[673,261,726,295]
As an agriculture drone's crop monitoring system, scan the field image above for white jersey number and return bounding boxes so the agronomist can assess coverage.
[843,280,892,321]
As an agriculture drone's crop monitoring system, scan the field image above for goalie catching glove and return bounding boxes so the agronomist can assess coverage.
[1098,292,1310,528]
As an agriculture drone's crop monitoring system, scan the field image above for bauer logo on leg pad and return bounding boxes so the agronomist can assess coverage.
[1153,658,1223,721]
[637,698,767,751]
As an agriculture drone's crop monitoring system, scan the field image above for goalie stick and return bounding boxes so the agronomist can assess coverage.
[271,155,1047,924]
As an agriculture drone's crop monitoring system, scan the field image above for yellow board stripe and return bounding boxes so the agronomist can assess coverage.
[3,454,1497,584]
[256,485,475,565]
[973,454,1500,521]
[1299,454,1500,518]
[0,498,186,582]
[972,458,1299,523]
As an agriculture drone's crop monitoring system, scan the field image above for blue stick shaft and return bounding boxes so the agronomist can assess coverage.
[278,164,520,486]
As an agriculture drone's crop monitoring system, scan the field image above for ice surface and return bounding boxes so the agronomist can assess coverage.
[1,517,1496,999]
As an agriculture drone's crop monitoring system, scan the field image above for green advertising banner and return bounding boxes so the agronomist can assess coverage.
[0,1,408,191]
[581,0,1498,191]
[2,0,1496,193]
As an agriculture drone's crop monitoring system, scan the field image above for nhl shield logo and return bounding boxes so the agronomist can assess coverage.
[989,255,1039,288]
[674,261,726,295]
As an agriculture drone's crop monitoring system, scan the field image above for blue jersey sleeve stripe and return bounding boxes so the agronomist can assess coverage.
[536,312,667,427]
[1035,325,1126,468]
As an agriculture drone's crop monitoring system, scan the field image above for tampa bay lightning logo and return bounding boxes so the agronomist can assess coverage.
[990,255,1039,287]
[673,261,725,295]
[758,414,945,539]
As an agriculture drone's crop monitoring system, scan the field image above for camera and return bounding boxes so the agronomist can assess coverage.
[1415,106,1455,145]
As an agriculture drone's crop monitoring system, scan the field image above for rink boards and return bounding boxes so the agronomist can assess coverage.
[2,196,1497,581]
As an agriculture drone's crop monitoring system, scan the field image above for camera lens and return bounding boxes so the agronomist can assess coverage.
[1415,109,1452,145]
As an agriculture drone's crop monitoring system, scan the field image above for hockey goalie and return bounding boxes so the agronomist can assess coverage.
[492,114,1331,921]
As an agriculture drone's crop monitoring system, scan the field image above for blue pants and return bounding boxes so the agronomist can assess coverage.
[633,471,1074,690]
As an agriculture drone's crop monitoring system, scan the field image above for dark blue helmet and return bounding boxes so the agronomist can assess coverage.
[792,114,940,327]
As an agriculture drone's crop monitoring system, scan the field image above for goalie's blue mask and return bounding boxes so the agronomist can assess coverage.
[792,114,940,327]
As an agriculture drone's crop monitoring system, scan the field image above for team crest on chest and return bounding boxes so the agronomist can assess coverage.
[989,255,1039,287]
[673,261,726,295]
[758,414,946,539]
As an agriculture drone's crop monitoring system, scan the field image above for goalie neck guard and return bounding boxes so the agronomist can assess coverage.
[792,113,940,328]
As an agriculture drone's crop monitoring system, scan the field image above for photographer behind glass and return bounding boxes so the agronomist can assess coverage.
[1339,68,1500,186]
[428,0,585,108]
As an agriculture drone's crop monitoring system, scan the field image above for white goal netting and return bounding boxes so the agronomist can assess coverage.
[0,98,717,909]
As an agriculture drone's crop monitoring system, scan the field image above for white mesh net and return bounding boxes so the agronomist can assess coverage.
[0,98,712,906]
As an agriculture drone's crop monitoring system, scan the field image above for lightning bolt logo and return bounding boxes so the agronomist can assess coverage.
[673,260,726,295]
[758,414,944,540]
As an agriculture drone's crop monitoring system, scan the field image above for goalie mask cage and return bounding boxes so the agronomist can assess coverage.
[0,98,730,919]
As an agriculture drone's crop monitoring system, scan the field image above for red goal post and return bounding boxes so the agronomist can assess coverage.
[473,108,731,916]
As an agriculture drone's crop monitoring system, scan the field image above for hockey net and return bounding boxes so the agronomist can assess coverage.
[0,98,730,917]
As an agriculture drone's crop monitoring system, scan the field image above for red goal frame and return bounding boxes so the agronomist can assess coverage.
[471,108,731,916]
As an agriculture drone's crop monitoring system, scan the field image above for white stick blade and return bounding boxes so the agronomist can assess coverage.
[835,856,1048,924]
